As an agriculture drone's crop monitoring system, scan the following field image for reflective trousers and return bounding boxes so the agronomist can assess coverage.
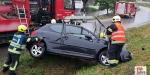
[3,53,20,71]
[108,44,124,64]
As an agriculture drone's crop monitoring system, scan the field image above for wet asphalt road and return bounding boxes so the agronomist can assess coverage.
[81,6,150,34]
[0,6,150,59]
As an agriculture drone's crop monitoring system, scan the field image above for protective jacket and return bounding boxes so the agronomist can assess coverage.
[8,32,26,54]
[106,22,126,44]
[111,22,126,44]
[8,32,39,54]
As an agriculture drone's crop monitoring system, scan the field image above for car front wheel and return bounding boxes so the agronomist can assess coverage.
[29,42,46,58]
[98,50,110,66]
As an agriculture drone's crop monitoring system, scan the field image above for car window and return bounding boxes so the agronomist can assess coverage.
[66,26,81,34]
[66,26,85,38]
[49,25,62,33]
[66,26,95,39]
[82,29,96,39]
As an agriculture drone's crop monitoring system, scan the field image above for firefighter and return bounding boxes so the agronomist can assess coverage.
[68,14,76,25]
[51,19,56,24]
[69,14,75,24]
[70,14,74,17]
[2,25,43,75]
[106,15,126,68]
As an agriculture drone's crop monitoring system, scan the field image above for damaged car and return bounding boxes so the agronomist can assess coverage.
[27,16,132,66]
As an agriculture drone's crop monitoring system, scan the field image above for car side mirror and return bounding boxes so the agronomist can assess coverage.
[98,38,100,41]
[85,34,92,40]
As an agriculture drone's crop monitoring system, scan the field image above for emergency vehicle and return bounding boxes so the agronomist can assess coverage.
[115,1,137,17]
[0,0,75,44]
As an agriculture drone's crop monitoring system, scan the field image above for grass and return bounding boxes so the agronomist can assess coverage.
[98,13,115,20]
[0,23,150,75]
[87,13,115,21]
[136,2,150,8]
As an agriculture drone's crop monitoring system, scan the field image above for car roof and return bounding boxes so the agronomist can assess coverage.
[37,23,103,39]
[41,23,80,28]
[37,23,82,31]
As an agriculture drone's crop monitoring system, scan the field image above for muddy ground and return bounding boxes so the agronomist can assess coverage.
[0,44,9,59]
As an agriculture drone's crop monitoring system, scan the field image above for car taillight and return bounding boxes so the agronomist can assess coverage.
[31,30,37,36]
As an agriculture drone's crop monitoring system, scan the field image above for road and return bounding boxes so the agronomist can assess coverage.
[0,6,150,59]
[81,6,150,34]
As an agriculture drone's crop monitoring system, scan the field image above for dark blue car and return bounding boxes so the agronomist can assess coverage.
[27,23,132,66]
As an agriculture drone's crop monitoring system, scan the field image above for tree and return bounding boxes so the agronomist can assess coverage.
[0,0,2,4]
[94,0,136,14]
[94,0,115,11]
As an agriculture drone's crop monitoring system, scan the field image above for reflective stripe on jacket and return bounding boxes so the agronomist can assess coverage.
[9,33,26,54]
[109,59,119,64]
[111,22,126,44]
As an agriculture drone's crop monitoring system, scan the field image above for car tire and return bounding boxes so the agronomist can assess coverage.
[133,12,136,17]
[127,14,131,18]
[29,42,46,58]
[98,50,110,66]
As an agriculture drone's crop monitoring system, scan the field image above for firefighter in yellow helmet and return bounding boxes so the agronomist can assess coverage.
[106,15,126,68]
[2,25,43,75]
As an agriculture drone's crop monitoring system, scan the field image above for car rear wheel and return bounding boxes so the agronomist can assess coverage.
[98,50,110,66]
[133,12,136,17]
[29,42,46,58]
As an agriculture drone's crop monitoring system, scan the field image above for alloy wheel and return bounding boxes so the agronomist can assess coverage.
[31,44,43,57]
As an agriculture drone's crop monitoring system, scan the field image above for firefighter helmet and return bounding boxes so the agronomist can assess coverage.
[18,25,27,32]
[70,14,74,16]
[51,19,56,24]
[112,15,121,23]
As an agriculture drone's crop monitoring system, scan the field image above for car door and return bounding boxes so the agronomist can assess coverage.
[61,25,98,58]
[46,25,63,53]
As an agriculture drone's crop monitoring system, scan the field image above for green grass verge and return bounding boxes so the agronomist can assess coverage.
[0,23,150,75]
[98,13,115,20]
[136,2,150,8]
[87,13,115,21]
[86,7,99,14]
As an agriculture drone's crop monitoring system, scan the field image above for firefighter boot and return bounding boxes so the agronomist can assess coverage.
[9,70,17,75]
[2,67,9,73]
[108,64,118,68]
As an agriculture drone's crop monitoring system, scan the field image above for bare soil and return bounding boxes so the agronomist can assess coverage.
[0,44,9,59]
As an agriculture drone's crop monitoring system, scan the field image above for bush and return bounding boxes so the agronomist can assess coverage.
[85,7,98,13]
